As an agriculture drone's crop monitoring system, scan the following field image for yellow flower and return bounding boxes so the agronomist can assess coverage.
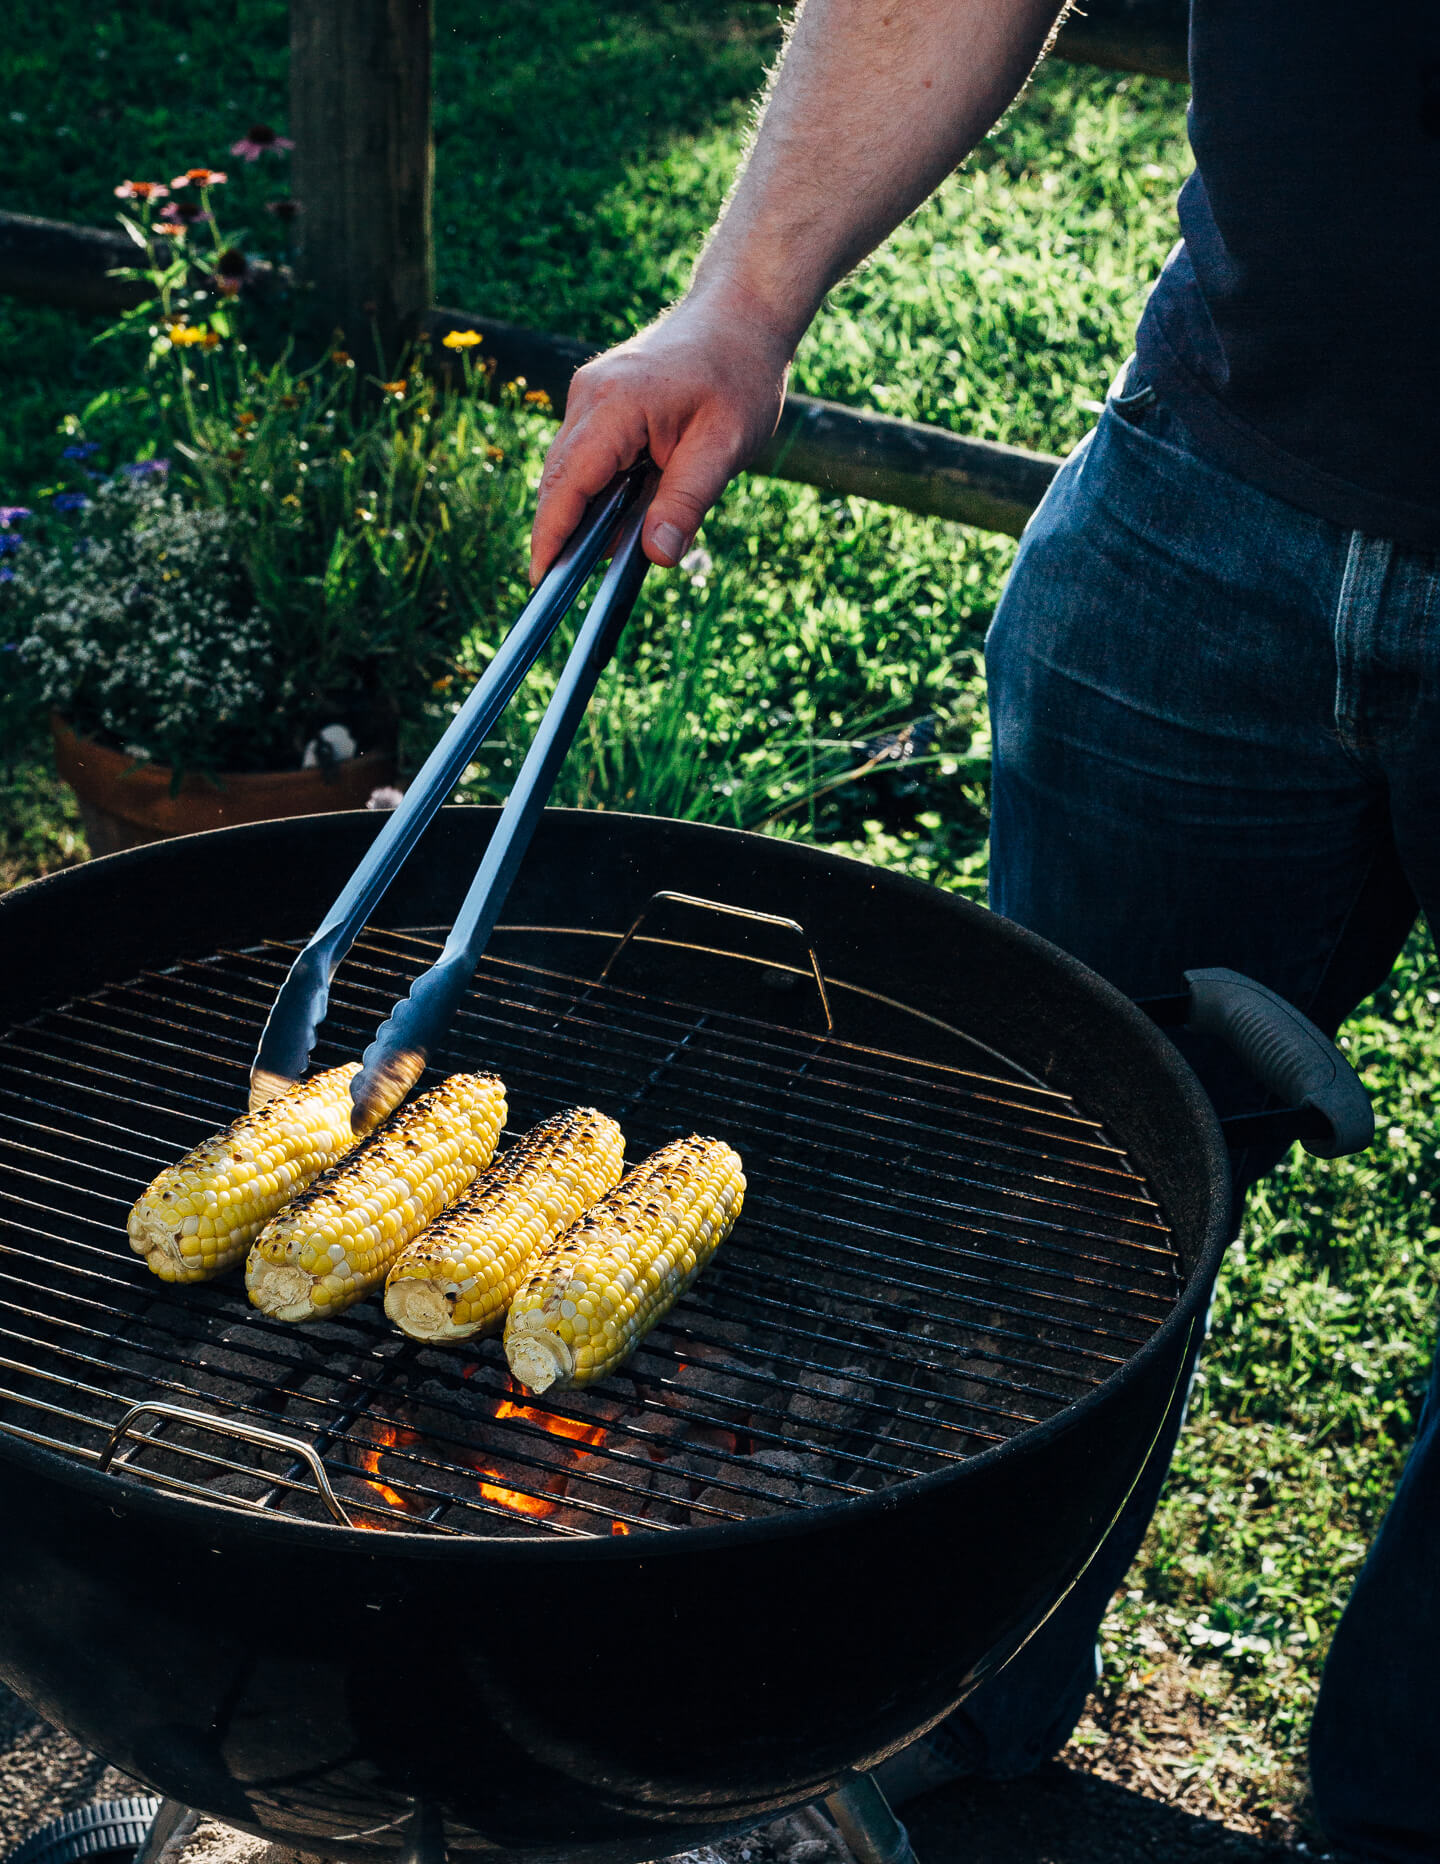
[331,349,353,366]
[165,323,220,349]
[380,381,407,396]
[441,328,483,350]
[523,388,553,410]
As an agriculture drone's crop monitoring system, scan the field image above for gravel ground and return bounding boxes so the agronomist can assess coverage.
[905,1766,1302,1864]
[0,1685,136,1855]
[0,1686,1307,1864]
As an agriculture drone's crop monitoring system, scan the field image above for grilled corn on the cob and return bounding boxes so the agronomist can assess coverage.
[504,1134,744,1393]
[384,1106,626,1343]
[128,1063,362,1284]
[246,1071,506,1321]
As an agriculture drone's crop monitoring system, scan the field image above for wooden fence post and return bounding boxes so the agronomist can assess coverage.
[289,0,434,371]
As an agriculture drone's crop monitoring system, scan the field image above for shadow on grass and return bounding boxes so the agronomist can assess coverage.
[904,1764,1298,1863]
[433,0,780,335]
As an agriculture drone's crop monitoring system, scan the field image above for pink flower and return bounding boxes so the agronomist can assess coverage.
[114,180,168,202]
[159,200,211,228]
[230,124,295,162]
[170,167,228,190]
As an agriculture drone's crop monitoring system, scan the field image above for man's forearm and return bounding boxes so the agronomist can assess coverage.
[690,0,1068,350]
[530,0,1066,575]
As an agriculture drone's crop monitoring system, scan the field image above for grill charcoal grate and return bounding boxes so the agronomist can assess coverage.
[0,927,1181,1538]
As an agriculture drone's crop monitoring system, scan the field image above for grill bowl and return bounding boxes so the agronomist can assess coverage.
[0,809,1228,1861]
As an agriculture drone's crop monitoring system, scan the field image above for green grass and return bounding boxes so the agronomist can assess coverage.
[0,3,1428,1842]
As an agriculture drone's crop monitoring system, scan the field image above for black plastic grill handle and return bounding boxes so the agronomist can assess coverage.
[1183,966,1374,1159]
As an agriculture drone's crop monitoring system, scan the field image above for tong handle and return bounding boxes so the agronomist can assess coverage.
[249,466,650,1108]
[350,472,658,1127]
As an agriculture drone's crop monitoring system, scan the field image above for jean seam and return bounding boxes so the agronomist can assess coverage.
[1333,531,1395,767]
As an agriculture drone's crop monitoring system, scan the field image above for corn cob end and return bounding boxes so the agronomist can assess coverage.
[127,1202,192,1284]
[504,1312,574,1393]
[383,1276,457,1341]
[246,1262,315,1321]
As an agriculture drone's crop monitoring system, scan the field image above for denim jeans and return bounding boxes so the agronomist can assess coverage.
[922,373,1440,1859]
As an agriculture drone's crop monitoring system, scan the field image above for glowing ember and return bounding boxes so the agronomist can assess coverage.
[358,1422,420,1520]
[494,1396,606,1448]
[611,1520,631,1536]
[477,1472,556,1518]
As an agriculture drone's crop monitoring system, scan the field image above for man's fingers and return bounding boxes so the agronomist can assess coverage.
[528,414,639,585]
[641,419,748,566]
[528,477,590,587]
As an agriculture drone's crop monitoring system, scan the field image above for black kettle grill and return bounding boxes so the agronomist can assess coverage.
[0,808,1370,1864]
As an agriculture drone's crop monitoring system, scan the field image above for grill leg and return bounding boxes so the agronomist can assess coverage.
[396,1799,448,1864]
[823,1774,919,1864]
[132,1801,198,1864]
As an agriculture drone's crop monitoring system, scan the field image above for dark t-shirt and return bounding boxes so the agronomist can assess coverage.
[1133,1,1440,547]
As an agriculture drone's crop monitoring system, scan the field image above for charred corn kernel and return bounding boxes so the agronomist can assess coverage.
[384,1107,625,1343]
[246,1072,506,1322]
[127,1064,362,1284]
[504,1134,744,1394]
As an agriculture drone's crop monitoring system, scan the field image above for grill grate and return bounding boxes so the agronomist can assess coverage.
[0,927,1181,1538]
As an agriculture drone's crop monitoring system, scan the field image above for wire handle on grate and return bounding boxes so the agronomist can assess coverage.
[599,891,834,1033]
[98,1400,354,1526]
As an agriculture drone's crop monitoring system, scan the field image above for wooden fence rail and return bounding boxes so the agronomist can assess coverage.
[424,308,1060,536]
[0,207,1060,538]
[8,0,1194,538]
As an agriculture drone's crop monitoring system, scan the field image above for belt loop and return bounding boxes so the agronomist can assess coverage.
[1333,531,1394,759]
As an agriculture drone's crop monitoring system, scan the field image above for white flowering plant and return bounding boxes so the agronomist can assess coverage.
[6,473,274,778]
[1,157,539,778]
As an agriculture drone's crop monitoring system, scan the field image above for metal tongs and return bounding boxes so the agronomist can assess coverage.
[248,461,658,1132]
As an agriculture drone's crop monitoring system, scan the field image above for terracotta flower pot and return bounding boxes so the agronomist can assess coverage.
[51,715,397,857]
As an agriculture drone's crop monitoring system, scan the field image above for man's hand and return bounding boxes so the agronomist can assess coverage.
[529,292,792,585]
[529,0,1066,583]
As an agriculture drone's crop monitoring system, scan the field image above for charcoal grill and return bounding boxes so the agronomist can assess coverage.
[0,807,1368,1863]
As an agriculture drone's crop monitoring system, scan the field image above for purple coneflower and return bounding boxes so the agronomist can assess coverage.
[114,180,168,202]
[170,167,227,190]
[213,248,249,296]
[159,199,211,229]
[230,124,294,162]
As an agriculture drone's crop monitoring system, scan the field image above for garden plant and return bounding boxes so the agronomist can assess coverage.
[0,0,1436,1845]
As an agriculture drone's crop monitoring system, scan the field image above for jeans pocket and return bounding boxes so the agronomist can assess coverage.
[1109,371,1158,428]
